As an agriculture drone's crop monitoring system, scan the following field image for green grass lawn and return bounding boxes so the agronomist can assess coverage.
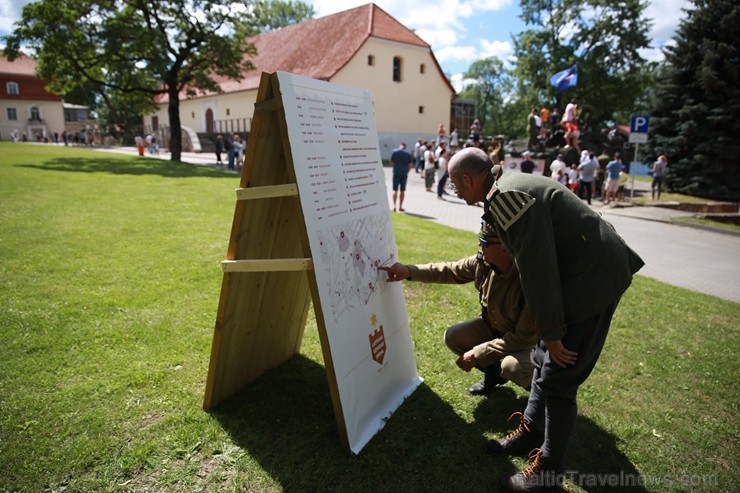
[1,143,738,492]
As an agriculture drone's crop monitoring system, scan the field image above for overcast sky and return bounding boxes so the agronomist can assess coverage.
[1,0,691,85]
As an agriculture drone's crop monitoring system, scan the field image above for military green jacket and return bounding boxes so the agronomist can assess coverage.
[407,255,538,366]
[482,167,644,341]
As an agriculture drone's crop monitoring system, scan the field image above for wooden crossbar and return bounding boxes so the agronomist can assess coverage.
[236,184,298,201]
[254,97,283,113]
[221,258,314,272]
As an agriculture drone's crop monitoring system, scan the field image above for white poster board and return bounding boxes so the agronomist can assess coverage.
[276,72,422,454]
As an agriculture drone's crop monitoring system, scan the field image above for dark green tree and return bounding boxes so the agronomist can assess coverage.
[61,78,158,141]
[460,57,515,137]
[646,0,740,201]
[4,0,255,162]
[512,0,652,134]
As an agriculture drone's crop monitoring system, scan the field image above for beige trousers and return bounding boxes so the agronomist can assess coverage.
[444,317,533,389]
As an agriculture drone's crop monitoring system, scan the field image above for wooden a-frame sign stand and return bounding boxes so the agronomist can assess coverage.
[203,72,350,452]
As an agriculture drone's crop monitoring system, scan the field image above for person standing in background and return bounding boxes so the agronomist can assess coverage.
[214,135,224,166]
[539,107,550,139]
[527,108,540,151]
[390,142,414,212]
[651,155,668,200]
[577,152,599,205]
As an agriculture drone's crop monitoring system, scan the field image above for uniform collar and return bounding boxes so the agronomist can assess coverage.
[485,165,502,203]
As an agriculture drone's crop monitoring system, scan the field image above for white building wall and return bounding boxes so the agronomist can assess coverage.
[0,100,65,141]
[331,38,453,159]
[149,90,258,137]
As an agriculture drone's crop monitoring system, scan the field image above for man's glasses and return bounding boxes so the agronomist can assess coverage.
[480,238,501,248]
[449,180,465,199]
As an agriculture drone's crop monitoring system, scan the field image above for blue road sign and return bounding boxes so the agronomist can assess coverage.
[630,115,650,134]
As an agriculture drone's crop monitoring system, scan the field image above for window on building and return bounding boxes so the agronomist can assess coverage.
[418,106,424,114]
[368,55,375,66]
[7,108,18,121]
[226,108,230,116]
[191,112,195,119]
[30,106,41,121]
[393,57,402,82]
[6,82,19,95]
[420,63,426,74]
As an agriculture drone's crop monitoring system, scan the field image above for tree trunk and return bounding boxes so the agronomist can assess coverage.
[167,85,182,162]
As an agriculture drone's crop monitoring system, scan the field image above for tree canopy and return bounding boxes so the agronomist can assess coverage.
[235,0,315,38]
[459,57,515,137]
[511,0,652,132]
[646,0,740,201]
[4,1,311,161]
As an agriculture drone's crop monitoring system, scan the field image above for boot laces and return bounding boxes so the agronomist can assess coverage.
[504,412,530,441]
[522,448,544,478]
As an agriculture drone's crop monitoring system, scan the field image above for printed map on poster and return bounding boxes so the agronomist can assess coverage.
[317,212,397,323]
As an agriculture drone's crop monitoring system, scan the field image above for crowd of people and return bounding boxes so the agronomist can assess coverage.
[389,120,502,211]
[390,117,669,217]
[212,133,246,171]
[134,134,160,155]
[8,128,97,146]
[205,108,669,212]
[390,134,459,212]
[527,100,581,153]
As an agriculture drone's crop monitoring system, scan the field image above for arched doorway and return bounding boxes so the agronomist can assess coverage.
[205,108,214,133]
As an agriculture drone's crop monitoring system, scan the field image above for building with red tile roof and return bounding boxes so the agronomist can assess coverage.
[148,3,455,158]
[0,52,66,141]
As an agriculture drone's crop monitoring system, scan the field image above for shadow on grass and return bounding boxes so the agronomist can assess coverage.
[211,355,648,492]
[210,354,522,491]
[565,418,649,492]
[473,397,648,493]
[402,212,436,221]
[16,156,237,179]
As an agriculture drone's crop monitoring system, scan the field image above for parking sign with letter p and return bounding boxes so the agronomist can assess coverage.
[629,115,649,143]
[630,115,650,133]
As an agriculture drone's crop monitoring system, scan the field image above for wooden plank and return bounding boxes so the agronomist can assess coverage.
[235,183,298,201]
[205,72,288,410]
[254,97,283,113]
[204,72,314,412]
[221,258,313,272]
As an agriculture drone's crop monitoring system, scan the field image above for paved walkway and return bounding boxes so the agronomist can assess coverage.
[96,146,740,304]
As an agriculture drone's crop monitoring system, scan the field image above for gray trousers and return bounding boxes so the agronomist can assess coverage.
[523,298,620,465]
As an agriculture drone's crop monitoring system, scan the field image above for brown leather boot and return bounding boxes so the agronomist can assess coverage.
[485,412,544,455]
[498,448,565,492]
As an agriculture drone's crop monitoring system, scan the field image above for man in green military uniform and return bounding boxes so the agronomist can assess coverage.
[447,147,644,493]
[379,223,537,395]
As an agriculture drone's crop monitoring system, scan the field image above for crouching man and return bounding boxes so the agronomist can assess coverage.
[379,223,537,395]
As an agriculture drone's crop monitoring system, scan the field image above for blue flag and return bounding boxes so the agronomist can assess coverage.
[550,65,578,92]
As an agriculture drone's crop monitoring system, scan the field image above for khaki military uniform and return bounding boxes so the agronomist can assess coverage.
[407,254,538,388]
